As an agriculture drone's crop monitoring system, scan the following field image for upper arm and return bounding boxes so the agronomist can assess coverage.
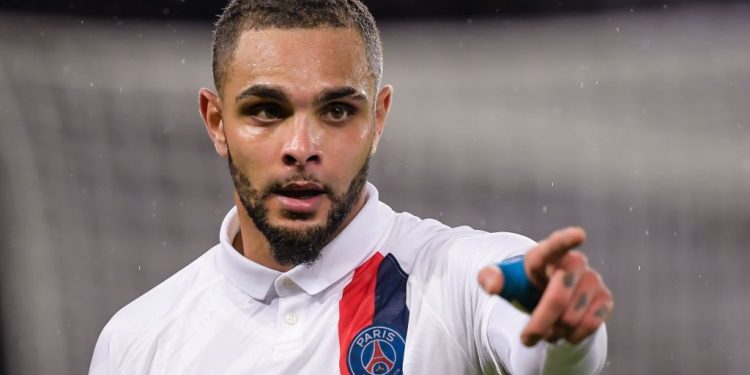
[89,325,114,375]
[413,230,537,373]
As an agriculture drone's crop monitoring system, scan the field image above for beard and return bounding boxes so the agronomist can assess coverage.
[227,151,369,267]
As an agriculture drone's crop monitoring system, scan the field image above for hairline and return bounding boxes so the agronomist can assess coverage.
[216,25,382,99]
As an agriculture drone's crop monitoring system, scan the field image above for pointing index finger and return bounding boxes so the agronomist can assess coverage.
[525,227,586,286]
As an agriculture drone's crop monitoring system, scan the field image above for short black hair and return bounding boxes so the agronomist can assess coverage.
[212,0,383,95]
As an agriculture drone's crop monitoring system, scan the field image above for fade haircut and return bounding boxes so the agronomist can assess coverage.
[212,0,383,95]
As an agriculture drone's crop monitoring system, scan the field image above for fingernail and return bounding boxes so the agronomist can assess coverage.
[480,273,492,291]
[523,334,542,346]
[545,335,561,344]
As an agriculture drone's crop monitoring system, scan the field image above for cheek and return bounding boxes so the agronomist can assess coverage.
[332,123,372,150]
[226,127,276,180]
[329,127,374,177]
[235,125,266,140]
[356,117,377,141]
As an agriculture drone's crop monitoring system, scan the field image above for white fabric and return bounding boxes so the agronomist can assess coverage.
[89,182,606,374]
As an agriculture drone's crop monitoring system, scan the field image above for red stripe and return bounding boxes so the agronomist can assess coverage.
[338,252,384,375]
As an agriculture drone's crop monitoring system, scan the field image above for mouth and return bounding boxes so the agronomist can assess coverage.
[272,182,328,215]
[276,182,326,199]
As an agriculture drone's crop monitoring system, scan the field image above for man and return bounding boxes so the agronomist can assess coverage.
[90,0,612,374]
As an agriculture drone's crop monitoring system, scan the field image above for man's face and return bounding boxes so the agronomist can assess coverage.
[213,27,389,266]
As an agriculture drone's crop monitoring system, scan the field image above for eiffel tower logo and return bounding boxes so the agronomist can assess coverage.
[364,340,395,374]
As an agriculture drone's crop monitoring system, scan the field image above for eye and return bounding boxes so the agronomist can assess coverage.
[242,103,288,122]
[322,103,357,122]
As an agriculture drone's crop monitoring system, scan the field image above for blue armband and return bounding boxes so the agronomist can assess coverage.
[497,255,542,313]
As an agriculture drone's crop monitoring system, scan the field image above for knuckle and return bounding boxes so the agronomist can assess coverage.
[584,270,600,285]
[593,271,605,284]
[578,252,589,265]
[582,318,601,333]
[560,313,578,328]
[566,251,585,267]
[575,317,597,336]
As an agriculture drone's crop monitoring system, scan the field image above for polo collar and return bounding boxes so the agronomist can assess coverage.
[216,182,394,300]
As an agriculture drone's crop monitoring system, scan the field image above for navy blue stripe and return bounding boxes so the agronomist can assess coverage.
[372,253,410,334]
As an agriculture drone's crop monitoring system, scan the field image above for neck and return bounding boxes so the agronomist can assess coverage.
[231,186,368,272]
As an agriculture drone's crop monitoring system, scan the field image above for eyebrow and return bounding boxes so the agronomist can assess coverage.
[314,87,368,105]
[235,84,368,105]
[235,85,289,103]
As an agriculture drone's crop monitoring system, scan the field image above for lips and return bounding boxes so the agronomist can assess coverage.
[277,182,325,198]
[274,182,327,214]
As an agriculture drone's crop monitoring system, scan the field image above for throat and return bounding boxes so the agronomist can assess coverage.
[231,231,245,256]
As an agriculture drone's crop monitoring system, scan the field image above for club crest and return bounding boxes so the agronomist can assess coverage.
[347,325,405,375]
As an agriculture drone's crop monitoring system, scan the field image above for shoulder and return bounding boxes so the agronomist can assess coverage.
[90,246,224,373]
[100,245,223,337]
[383,210,537,275]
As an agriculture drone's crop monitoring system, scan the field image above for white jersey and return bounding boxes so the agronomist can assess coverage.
[90,183,606,375]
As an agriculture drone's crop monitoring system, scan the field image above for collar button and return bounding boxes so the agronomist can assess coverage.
[282,277,295,290]
[285,312,299,325]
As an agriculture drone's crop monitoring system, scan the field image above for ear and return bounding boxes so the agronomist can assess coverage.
[199,88,228,159]
[371,84,393,155]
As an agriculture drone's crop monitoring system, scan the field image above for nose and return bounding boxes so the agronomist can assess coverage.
[281,116,321,168]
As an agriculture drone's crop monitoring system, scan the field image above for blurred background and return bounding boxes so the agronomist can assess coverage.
[0,0,748,374]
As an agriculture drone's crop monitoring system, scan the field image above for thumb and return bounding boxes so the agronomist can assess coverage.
[478,265,505,295]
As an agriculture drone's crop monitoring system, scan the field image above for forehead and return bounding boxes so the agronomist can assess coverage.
[224,27,373,99]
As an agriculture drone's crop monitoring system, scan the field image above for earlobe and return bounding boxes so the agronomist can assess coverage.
[370,125,383,156]
[199,88,228,158]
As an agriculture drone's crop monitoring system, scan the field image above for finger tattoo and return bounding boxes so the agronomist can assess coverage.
[594,305,609,318]
[574,293,588,311]
[563,272,575,288]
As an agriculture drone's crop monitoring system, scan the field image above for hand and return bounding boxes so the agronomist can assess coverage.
[478,227,614,346]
